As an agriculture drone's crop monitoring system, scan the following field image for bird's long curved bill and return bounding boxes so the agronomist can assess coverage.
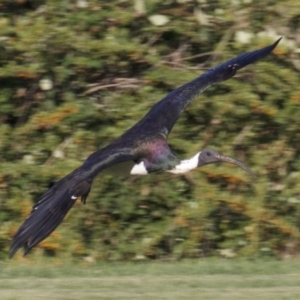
[216,154,256,178]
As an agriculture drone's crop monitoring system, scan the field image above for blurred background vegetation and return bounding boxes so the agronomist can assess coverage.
[0,0,300,261]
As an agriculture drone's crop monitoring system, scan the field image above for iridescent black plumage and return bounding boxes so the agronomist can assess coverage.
[9,38,281,258]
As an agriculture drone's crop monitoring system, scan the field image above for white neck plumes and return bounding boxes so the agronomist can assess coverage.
[130,152,201,176]
[167,152,200,174]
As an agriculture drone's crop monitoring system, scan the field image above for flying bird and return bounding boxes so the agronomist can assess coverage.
[9,38,281,258]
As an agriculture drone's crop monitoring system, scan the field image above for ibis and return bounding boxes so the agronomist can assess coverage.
[9,38,281,257]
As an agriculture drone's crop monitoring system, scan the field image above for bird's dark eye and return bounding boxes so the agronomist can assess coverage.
[206,152,211,156]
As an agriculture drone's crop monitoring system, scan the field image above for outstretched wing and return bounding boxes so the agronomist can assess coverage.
[9,145,136,258]
[127,38,281,138]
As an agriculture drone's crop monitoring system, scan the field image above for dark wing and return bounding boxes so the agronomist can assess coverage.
[126,38,281,138]
[9,145,136,258]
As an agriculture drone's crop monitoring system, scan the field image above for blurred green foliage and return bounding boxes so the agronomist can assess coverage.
[1,0,300,260]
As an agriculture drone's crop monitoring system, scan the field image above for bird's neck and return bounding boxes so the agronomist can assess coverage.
[167,152,200,174]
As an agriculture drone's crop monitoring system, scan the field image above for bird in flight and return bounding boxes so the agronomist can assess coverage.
[9,38,281,258]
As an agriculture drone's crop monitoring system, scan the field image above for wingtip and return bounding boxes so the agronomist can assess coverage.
[8,242,21,259]
[264,37,282,53]
[23,246,32,257]
[8,247,18,259]
[8,248,31,259]
[273,37,282,47]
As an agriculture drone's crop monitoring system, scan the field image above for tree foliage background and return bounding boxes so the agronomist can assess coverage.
[1,0,300,260]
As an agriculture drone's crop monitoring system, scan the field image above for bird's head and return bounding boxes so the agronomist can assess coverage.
[198,148,256,177]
